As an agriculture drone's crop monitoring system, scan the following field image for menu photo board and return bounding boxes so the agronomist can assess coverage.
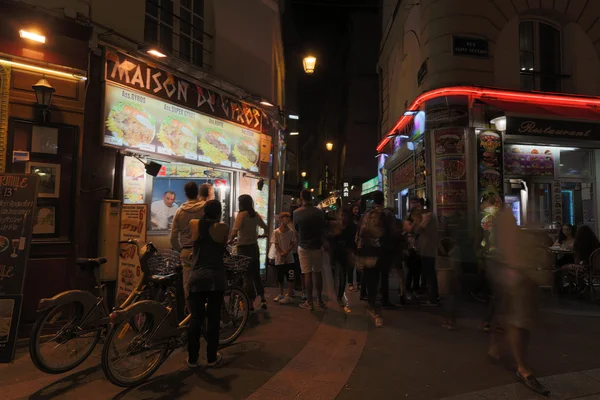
[478,131,503,235]
[0,174,38,363]
[104,84,261,173]
[115,204,147,307]
[433,128,467,257]
[504,144,554,177]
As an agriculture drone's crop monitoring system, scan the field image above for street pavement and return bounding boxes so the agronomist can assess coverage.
[2,261,600,399]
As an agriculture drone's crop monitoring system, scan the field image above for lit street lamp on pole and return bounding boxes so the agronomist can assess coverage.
[326,142,333,151]
[301,171,307,178]
[303,55,316,74]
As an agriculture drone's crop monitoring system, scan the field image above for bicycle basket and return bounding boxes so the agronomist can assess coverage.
[147,249,181,275]
[223,254,250,273]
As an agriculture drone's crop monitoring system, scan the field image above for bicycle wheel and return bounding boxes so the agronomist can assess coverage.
[216,286,250,346]
[30,302,102,374]
[102,312,169,387]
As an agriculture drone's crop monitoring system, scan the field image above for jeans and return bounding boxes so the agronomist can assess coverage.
[187,291,223,364]
[379,258,391,303]
[406,249,421,292]
[238,243,264,301]
[421,256,439,302]
[336,251,351,300]
[363,267,380,312]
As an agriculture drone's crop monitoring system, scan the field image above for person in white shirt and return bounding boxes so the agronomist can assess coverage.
[272,212,297,305]
[151,191,179,230]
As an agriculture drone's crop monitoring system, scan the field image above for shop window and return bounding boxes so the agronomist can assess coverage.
[559,149,592,178]
[519,20,562,92]
[146,163,231,231]
[145,0,204,66]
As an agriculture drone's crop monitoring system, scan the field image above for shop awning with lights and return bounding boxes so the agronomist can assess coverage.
[377,86,600,151]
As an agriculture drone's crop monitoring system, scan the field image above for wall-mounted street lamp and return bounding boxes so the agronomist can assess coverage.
[301,171,307,178]
[32,78,55,124]
[303,56,317,74]
[326,142,333,151]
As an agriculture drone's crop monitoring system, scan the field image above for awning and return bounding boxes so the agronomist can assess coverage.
[479,98,600,122]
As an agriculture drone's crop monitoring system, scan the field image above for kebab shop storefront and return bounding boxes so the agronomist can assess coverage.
[377,86,600,264]
[103,52,273,268]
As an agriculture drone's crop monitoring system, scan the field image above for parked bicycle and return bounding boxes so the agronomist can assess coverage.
[29,240,175,374]
[101,251,251,387]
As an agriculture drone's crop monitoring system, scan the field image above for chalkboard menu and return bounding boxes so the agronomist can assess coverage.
[0,174,39,363]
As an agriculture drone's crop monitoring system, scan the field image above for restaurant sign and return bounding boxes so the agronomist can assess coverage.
[506,117,600,140]
[106,50,262,131]
[361,177,380,196]
[104,84,261,172]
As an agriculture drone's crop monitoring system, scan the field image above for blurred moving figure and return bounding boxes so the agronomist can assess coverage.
[487,207,551,396]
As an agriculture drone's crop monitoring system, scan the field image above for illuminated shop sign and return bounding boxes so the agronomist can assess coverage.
[361,177,380,196]
[104,83,261,172]
[106,50,262,131]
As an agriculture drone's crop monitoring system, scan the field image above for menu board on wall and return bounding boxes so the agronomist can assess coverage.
[477,131,503,239]
[0,174,38,363]
[115,204,147,307]
[504,144,554,177]
[239,176,269,269]
[434,129,468,257]
[104,84,261,173]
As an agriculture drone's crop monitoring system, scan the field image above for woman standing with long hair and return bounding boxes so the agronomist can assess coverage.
[231,194,268,310]
[186,200,229,368]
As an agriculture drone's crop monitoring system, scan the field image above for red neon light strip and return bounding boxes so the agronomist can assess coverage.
[376,86,600,152]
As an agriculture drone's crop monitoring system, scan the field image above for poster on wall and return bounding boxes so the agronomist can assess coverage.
[477,131,503,250]
[0,173,38,363]
[115,204,147,307]
[433,129,468,257]
[392,160,415,192]
[123,156,146,204]
[104,84,261,172]
[239,176,269,269]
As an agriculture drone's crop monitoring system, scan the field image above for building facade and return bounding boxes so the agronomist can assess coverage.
[0,0,285,330]
[378,0,600,281]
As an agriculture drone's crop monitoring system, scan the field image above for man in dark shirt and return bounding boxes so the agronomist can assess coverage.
[294,189,326,311]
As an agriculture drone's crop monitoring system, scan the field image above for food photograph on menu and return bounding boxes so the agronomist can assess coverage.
[198,128,232,166]
[157,116,197,158]
[233,133,260,171]
[103,84,262,172]
[106,102,156,148]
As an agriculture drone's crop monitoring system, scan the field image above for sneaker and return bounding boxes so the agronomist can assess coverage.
[442,321,456,330]
[348,284,356,292]
[317,299,326,308]
[273,294,284,303]
[261,300,268,310]
[299,301,314,311]
[483,322,491,332]
[338,298,346,308]
[301,291,307,301]
[207,353,222,368]
[279,295,293,305]
[375,315,384,328]
[186,357,199,368]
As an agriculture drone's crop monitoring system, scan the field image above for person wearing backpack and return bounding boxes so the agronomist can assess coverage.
[356,191,395,327]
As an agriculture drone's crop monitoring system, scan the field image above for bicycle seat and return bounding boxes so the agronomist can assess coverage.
[76,257,108,269]
[149,273,179,286]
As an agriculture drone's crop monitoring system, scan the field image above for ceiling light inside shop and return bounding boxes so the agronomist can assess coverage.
[404,110,419,116]
[260,100,274,107]
[147,49,167,58]
[490,116,507,131]
[19,30,45,43]
[289,114,299,120]
[290,131,299,136]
